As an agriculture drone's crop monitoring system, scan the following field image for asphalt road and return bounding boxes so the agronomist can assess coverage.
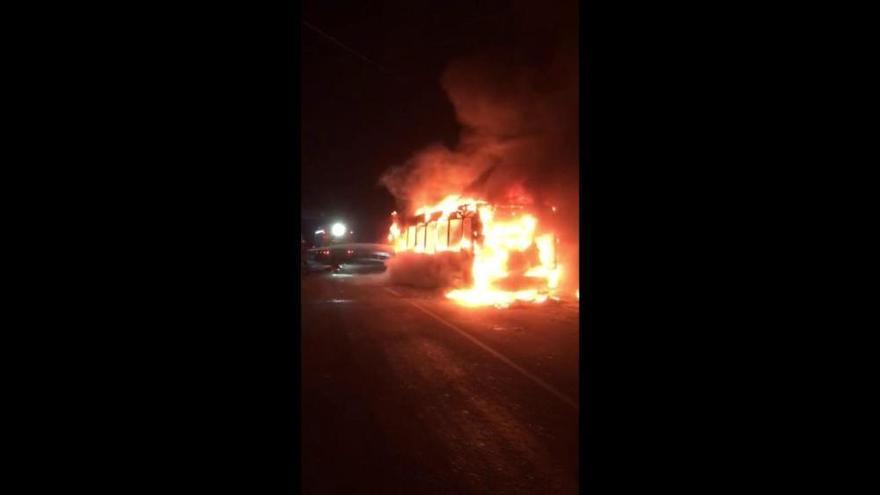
[301,263,580,495]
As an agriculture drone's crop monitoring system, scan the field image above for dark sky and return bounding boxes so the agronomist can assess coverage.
[300,0,577,242]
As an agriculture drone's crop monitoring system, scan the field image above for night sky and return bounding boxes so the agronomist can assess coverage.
[300,0,578,243]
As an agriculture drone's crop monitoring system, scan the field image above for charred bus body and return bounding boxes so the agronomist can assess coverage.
[389,201,559,294]
[393,203,480,255]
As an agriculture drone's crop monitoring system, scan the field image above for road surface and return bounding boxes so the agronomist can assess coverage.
[301,263,580,495]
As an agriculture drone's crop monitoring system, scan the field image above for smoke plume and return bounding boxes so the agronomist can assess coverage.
[380,6,580,294]
[385,251,471,290]
[379,41,578,215]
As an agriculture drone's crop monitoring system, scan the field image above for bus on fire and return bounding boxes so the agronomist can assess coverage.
[388,196,561,307]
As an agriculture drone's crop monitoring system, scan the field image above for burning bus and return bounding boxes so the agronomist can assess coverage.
[387,194,562,308]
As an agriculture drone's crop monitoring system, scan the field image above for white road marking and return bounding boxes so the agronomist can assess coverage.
[383,287,402,297]
[402,298,579,411]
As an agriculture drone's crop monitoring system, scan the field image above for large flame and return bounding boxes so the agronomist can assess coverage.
[388,194,562,308]
[415,195,484,223]
[388,212,405,251]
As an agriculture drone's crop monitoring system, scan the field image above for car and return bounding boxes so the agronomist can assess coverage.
[307,243,393,266]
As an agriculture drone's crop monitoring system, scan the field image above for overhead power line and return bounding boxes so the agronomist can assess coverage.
[302,19,387,74]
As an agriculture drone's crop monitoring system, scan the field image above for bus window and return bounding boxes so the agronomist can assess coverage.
[437,220,448,251]
[426,221,437,253]
[407,226,416,250]
[416,223,426,251]
[449,218,462,249]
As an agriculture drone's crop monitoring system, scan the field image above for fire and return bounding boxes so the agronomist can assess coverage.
[388,212,406,252]
[446,206,560,308]
[388,222,400,241]
[415,194,485,222]
[388,195,563,308]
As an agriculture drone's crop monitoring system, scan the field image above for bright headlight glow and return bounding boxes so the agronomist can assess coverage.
[331,223,347,237]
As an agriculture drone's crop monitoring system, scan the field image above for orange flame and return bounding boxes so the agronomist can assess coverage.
[446,205,561,308]
[415,194,485,222]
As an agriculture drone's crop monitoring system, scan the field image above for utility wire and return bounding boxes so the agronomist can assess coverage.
[302,19,388,74]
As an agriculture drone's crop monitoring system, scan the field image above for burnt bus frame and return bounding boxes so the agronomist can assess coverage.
[398,208,481,254]
[395,204,557,271]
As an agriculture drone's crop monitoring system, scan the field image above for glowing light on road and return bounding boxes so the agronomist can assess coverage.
[331,223,347,237]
